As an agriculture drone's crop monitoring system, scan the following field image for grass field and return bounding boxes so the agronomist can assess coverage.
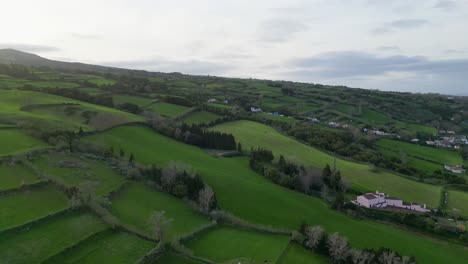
[88,78,116,86]
[0,129,48,156]
[447,190,468,218]
[33,152,126,196]
[0,184,69,231]
[86,125,468,264]
[279,243,329,264]
[0,163,41,190]
[0,211,107,263]
[185,226,290,263]
[377,139,463,166]
[111,183,211,239]
[256,112,296,124]
[210,120,441,207]
[43,230,155,264]
[113,94,155,107]
[145,102,190,117]
[183,110,221,125]
[156,252,203,264]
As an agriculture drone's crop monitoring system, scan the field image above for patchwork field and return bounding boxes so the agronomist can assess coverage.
[145,102,190,117]
[447,190,468,218]
[183,110,221,125]
[0,163,41,190]
[0,184,69,231]
[0,211,107,264]
[279,243,329,264]
[111,183,211,239]
[185,226,290,263]
[43,230,156,264]
[0,129,48,156]
[33,152,126,196]
[86,125,468,264]
[210,120,441,207]
[113,94,155,107]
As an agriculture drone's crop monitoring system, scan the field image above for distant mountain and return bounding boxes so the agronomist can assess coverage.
[0,49,126,73]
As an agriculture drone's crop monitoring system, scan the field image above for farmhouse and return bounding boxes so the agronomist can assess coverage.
[207,98,218,103]
[444,165,465,174]
[250,107,262,113]
[354,191,430,213]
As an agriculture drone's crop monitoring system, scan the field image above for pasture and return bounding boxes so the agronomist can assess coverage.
[0,163,41,190]
[113,94,154,107]
[0,211,107,263]
[111,183,211,239]
[87,125,467,264]
[145,102,190,117]
[185,225,290,263]
[447,190,468,218]
[279,243,329,264]
[0,184,69,231]
[210,120,441,207]
[183,110,221,125]
[43,230,156,264]
[0,129,48,156]
[156,252,203,264]
[33,152,126,196]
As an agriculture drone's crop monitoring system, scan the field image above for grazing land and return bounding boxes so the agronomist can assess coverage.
[87,125,467,264]
[183,110,221,125]
[43,230,156,264]
[0,184,69,231]
[185,225,290,263]
[113,94,154,107]
[447,190,468,218]
[33,152,126,196]
[155,252,203,264]
[0,211,107,264]
[0,163,41,190]
[279,243,330,264]
[0,129,48,156]
[145,102,191,117]
[111,183,211,239]
[210,120,441,206]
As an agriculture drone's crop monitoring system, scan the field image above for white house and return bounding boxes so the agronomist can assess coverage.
[411,139,420,143]
[251,107,262,113]
[207,98,218,103]
[356,192,386,208]
[355,191,430,213]
[444,165,465,174]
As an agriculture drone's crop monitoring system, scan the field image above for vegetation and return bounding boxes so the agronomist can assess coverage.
[279,243,330,264]
[0,162,41,190]
[183,110,221,125]
[447,190,468,218]
[145,102,190,118]
[0,129,48,156]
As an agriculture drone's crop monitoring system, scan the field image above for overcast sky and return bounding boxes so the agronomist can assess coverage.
[2,0,468,95]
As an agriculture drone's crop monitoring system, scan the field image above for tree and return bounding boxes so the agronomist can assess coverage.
[350,249,374,264]
[327,233,349,263]
[119,148,125,157]
[129,152,135,164]
[237,142,242,152]
[378,250,401,264]
[148,211,172,243]
[322,164,332,187]
[304,225,325,250]
[198,185,215,212]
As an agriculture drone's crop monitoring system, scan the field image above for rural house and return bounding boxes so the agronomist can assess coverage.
[354,191,430,213]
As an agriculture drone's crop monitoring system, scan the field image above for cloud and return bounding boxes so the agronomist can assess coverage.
[434,0,457,10]
[371,19,428,35]
[0,43,60,52]
[377,45,401,51]
[69,33,101,40]
[257,18,309,43]
[101,57,234,75]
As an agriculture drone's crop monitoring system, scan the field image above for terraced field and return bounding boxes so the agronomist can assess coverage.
[279,243,329,264]
[33,152,126,196]
[145,102,191,117]
[0,129,48,156]
[0,163,41,190]
[111,183,211,240]
[185,226,290,263]
[87,125,468,264]
[183,110,221,124]
[44,230,156,263]
[210,120,441,207]
[447,190,468,218]
[0,211,107,263]
[0,184,69,231]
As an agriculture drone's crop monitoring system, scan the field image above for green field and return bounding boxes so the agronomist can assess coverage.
[111,183,211,239]
[33,152,126,196]
[0,129,48,156]
[183,110,221,125]
[256,112,296,124]
[113,94,155,107]
[377,139,463,166]
[86,125,467,264]
[88,78,116,86]
[0,184,69,231]
[145,102,190,117]
[185,226,290,263]
[156,252,203,264]
[43,230,155,264]
[447,190,468,218]
[210,120,441,207]
[0,163,41,190]
[0,211,107,263]
[279,243,329,264]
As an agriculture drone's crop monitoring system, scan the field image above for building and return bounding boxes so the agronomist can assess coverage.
[355,191,430,213]
[250,107,262,113]
[207,98,218,103]
[444,165,465,174]
[411,138,420,143]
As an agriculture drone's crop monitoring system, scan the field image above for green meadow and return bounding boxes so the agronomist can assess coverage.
[87,125,467,264]
[210,120,441,207]
[185,226,290,263]
[156,252,203,264]
[0,211,107,264]
[279,243,330,264]
[33,152,126,196]
[113,94,155,107]
[183,110,221,124]
[447,190,468,218]
[0,163,41,190]
[0,129,48,156]
[145,102,191,117]
[88,78,116,86]
[0,184,69,231]
[110,183,211,239]
[43,230,156,264]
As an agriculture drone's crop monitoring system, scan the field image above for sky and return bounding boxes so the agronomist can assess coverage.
[1,0,468,95]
